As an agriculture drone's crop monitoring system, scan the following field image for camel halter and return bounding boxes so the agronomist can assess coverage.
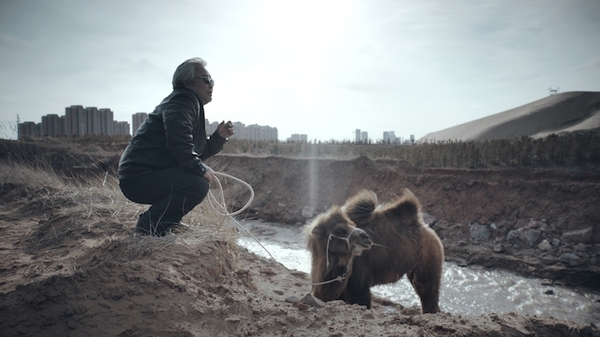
[326,232,354,268]
[206,169,348,286]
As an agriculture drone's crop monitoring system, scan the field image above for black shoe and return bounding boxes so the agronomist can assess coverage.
[136,213,172,237]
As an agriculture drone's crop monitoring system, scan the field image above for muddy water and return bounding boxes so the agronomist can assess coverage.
[237,220,600,325]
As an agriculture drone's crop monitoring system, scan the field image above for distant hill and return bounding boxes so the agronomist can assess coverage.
[421,91,600,142]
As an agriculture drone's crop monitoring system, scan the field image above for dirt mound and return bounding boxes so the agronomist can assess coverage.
[1,163,598,336]
[1,143,600,335]
[0,171,250,336]
[0,235,238,336]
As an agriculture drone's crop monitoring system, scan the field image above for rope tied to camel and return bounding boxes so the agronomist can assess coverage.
[206,168,349,286]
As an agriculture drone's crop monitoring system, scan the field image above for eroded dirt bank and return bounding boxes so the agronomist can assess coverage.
[1,140,600,336]
[209,155,600,289]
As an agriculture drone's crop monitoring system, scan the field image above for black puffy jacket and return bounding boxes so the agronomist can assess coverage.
[118,88,226,180]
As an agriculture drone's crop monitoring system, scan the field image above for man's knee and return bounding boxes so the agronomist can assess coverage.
[184,176,210,204]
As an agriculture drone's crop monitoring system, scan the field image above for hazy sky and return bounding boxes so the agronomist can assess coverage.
[1,0,599,141]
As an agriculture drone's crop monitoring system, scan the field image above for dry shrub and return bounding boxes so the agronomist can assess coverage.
[0,160,242,247]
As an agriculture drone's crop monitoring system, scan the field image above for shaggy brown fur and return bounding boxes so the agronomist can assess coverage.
[305,189,444,313]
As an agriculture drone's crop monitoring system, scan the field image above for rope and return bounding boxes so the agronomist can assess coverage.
[205,169,348,286]
[207,171,255,217]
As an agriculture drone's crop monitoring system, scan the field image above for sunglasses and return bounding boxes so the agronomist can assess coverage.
[195,75,214,86]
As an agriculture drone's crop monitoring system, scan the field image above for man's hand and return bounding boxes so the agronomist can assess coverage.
[203,165,215,183]
[217,120,235,139]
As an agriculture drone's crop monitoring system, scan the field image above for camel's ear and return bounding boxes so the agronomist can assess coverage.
[310,225,322,237]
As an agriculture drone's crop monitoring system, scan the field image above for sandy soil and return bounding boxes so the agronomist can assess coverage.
[0,204,597,337]
[1,150,600,336]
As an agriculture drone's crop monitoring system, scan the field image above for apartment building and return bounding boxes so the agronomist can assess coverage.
[18,105,130,139]
[206,121,278,141]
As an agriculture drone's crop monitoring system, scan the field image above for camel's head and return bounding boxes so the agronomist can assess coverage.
[306,206,373,258]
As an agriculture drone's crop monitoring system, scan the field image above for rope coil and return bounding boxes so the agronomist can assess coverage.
[207,171,255,217]
[206,170,347,286]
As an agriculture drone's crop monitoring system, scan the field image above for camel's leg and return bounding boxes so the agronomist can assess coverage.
[343,264,373,308]
[407,268,441,313]
[408,229,444,313]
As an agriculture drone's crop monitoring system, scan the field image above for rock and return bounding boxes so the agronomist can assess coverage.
[514,219,529,229]
[295,302,310,311]
[383,307,400,315]
[285,295,300,303]
[493,244,504,253]
[538,240,552,251]
[562,227,593,244]
[496,220,510,229]
[158,276,178,289]
[507,228,541,247]
[509,209,520,221]
[129,262,142,271]
[302,206,314,218]
[541,256,557,265]
[435,220,450,230]
[469,223,490,241]
[299,293,325,308]
[559,253,585,267]
[574,243,588,252]
[401,306,422,315]
[544,290,555,295]
[526,229,541,246]
[259,268,276,276]
[551,238,560,246]
[523,256,543,267]
[422,213,437,226]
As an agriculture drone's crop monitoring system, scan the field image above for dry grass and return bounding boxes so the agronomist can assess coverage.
[0,160,241,246]
[220,133,600,169]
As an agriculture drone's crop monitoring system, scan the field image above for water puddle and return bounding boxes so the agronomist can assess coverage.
[237,220,600,325]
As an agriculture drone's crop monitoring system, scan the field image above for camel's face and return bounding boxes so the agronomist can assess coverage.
[312,220,373,257]
[345,226,373,256]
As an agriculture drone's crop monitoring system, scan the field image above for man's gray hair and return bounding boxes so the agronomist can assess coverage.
[172,57,207,89]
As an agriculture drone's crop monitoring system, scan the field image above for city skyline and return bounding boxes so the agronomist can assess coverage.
[16,109,410,143]
[17,106,130,139]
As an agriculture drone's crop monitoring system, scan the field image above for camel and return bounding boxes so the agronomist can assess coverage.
[304,189,444,313]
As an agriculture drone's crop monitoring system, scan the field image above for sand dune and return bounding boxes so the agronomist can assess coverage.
[421,91,600,142]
